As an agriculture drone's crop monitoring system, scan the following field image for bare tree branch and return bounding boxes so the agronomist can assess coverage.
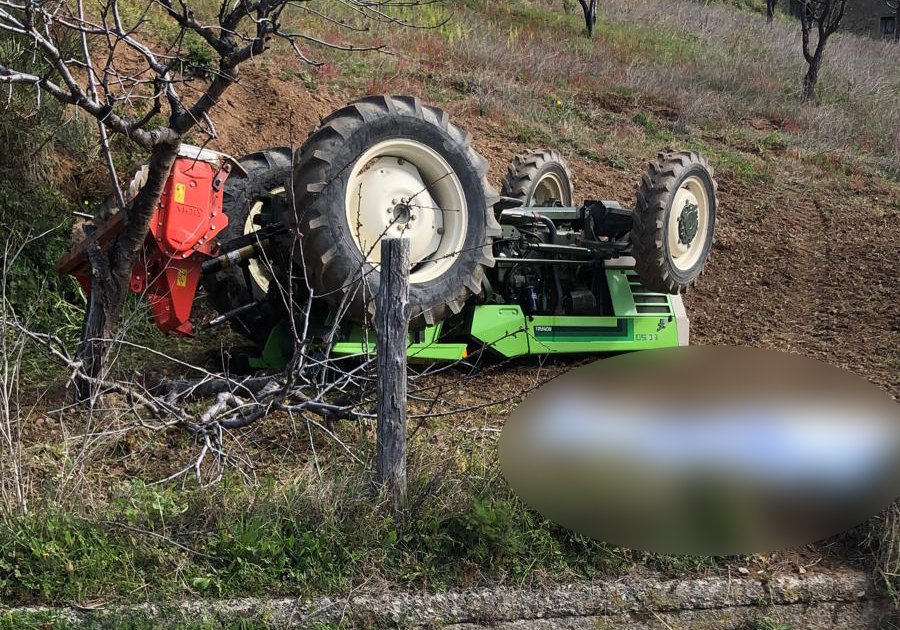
[797,0,848,99]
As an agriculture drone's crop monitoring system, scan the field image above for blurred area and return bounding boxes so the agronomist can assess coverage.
[500,346,900,555]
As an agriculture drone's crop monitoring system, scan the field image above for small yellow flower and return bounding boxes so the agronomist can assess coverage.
[556,100,562,107]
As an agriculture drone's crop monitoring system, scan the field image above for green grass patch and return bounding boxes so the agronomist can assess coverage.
[327,52,397,92]
[631,111,675,143]
[603,154,630,170]
[761,130,788,151]
[577,147,602,163]
[714,150,771,183]
[596,21,702,65]
[0,512,159,603]
[0,452,735,606]
[0,609,285,630]
[508,119,553,146]
[676,135,772,184]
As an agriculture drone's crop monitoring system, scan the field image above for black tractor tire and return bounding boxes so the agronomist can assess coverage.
[286,95,501,328]
[203,147,293,345]
[630,151,717,294]
[501,149,574,206]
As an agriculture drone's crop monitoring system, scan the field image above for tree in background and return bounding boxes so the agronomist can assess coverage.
[797,0,848,99]
[767,0,777,22]
[578,0,599,37]
[884,0,900,41]
[0,0,412,400]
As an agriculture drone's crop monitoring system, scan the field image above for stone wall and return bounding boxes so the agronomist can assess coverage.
[6,571,896,629]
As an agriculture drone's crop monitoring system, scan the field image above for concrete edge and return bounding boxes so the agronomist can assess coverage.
[1,571,888,628]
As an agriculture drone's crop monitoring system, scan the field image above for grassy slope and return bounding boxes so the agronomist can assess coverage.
[2,0,899,620]
[268,0,900,173]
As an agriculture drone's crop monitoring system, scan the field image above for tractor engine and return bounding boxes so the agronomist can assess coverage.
[490,201,634,318]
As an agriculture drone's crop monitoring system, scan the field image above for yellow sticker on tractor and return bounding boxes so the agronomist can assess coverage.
[174,183,186,204]
[176,268,188,287]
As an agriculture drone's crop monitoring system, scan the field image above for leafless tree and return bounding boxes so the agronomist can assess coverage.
[0,233,44,516]
[797,0,848,100]
[767,0,777,23]
[884,0,900,41]
[2,256,542,490]
[0,0,418,401]
[577,0,598,37]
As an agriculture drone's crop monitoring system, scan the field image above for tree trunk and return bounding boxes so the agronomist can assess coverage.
[74,242,125,401]
[802,52,822,100]
[766,0,775,23]
[74,136,180,402]
[579,0,597,37]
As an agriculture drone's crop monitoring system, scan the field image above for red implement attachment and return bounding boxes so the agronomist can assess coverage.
[58,145,232,336]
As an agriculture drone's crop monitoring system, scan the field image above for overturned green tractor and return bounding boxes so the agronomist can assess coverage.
[61,95,717,369]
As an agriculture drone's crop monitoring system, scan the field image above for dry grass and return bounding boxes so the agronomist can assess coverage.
[280,0,899,176]
[598,0,900,169]
[874,503,900,600]
[115,0,899,173]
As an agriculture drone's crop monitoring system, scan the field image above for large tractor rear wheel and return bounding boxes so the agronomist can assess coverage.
[287,95,501,328]
[631,151,717,294]
[204,147,293,344]
[501,149,574,207]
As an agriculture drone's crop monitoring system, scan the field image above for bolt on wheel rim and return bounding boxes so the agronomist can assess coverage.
[243,185,284,293]
[667,176,710,272]
[345,139,468,284]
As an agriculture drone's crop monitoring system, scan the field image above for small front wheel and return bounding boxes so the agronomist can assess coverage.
[501,149,574,207]
[631,151,717,294]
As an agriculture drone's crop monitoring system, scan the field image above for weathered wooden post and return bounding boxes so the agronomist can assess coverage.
[375,237,409,512]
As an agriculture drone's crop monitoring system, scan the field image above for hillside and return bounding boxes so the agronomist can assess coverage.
[1,0,899,619]
[189,0,900,394]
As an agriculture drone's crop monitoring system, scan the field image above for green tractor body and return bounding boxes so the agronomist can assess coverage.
[249,261,688,371]
[221,110,716,372]
[333,268,685,359]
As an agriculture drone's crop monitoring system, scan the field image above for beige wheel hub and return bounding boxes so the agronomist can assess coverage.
[667,176,710,272]
[531,172,570,206]
[243,186,283,294]
[345,139,468,284]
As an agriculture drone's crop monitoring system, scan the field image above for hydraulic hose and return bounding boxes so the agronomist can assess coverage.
[531,215,564,315]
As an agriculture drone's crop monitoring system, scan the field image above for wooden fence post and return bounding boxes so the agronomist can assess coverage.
[375,237,409,512]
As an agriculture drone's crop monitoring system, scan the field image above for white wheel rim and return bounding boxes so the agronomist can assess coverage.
[531,172,569,206]
[345,139,468,284]
[667,176,710,272]
[243,185,284,294]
